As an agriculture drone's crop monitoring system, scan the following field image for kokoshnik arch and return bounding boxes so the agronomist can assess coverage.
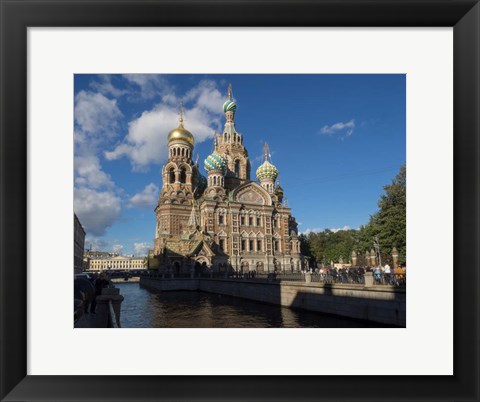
[152,84,306,274]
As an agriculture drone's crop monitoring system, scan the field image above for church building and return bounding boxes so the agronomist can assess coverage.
[152,85,303,275]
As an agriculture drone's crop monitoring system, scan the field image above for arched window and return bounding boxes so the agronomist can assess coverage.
[234,160,240,177]
[180,168,186,183]
[169,167,175,183]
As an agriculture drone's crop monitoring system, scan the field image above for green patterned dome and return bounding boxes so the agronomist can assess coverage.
[256,160,279,181]
[223,100,237,113]
[204,150,227,173]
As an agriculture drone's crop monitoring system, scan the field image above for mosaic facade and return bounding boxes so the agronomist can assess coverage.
[153,85,304,274]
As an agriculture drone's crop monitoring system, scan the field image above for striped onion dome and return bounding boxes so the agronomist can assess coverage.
[223,100,237,113]
[256,160,279,181]
[204,150,227,173]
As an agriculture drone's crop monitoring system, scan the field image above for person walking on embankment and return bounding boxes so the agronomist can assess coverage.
[90,272,110,314]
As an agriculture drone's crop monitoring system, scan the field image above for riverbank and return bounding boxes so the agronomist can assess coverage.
[110,276,140,283]
[116,283,392,328]
[140,277,405,327]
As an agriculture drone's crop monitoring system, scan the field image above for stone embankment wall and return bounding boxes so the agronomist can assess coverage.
[110,276,140,284]
[140,277,405,326]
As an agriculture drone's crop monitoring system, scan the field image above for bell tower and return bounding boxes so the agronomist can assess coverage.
[155,105,199,252]
[215,84,251,190]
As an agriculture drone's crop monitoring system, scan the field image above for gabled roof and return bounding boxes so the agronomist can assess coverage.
[187,240,215,258]
[230,181,272,206]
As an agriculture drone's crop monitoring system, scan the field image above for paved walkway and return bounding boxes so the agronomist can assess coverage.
[74,312,97,328]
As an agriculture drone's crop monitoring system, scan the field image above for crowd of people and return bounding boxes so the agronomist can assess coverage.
[307,264,407,285]
[74,271,110,314]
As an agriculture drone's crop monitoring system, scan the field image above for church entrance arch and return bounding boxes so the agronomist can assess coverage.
[241,260,249,273]
[256,261,264,272]
[194,257,210,274]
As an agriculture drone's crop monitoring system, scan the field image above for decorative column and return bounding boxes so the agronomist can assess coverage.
[351,250,357,266]
[370,249,377,266]
[392,247,399,269]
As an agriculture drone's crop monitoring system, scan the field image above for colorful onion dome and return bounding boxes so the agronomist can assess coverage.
[256,160,279,181]
[168,123,194,146]
[223,99,237,113]
[204,150,227,173]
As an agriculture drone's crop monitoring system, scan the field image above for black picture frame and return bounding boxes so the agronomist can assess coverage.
[1,1,479,401]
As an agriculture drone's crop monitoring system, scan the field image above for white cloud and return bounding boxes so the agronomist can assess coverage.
[89,75,129,98]
[123,74,172,100]
[105,105,178,170]
[111,244,124,254]
[330,226,351,233]
[74,188,121,236]
[74,89,125,234]
[183,80,224,114]
[133,242,151,256]
[106,80,224,171]
[320,119,355,139]
[75,155,114,189]
[84,236,109,252]
[300,228,323,235]
[128,183,159,208]
[74,90,122,137]
[300,225,352,235]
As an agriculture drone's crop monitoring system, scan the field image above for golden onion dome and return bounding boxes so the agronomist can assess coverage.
[168,104,194,146]
[168,123,194,146]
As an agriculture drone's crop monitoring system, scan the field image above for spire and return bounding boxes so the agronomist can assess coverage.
[179,102,184,126]
[227,83,233,100]
[213,131,218,150]
[195,153,199,166]
[187,201,199,228]
[263,142,270,162]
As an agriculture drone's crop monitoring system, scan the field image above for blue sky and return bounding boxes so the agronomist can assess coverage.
[74,74,405,256]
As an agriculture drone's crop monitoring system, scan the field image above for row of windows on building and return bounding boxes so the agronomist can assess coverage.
[88,260,144,270]
[218,239,282,253]
[165,160,243,185]
[169,147,191,159]
[214,215,282,228]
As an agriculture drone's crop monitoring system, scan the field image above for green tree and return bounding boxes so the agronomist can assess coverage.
[370,164,406,265]
[298,233,312,259]
[300,165,406,267]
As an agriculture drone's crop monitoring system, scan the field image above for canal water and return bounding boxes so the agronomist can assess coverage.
[116,283,390,328]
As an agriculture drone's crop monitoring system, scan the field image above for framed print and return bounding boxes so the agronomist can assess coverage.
[1,0,479,401]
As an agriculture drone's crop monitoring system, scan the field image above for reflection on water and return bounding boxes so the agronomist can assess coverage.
[116,283,390,328]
